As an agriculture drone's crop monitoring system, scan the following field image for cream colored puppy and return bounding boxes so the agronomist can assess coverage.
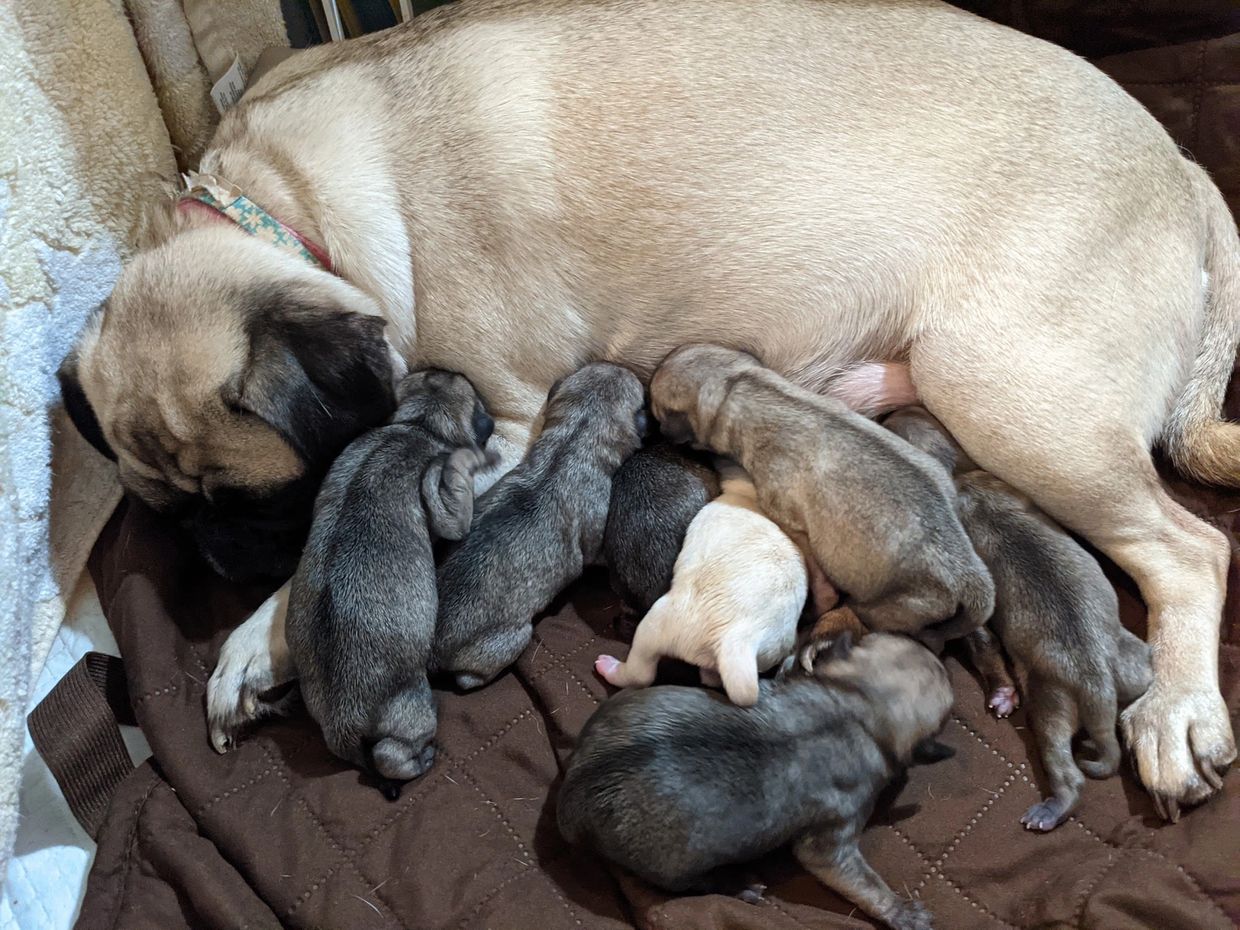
[596,463,807,706]
[65,0,1238,814]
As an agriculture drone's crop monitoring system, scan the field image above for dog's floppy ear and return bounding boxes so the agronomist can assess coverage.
[238,298,396,473]
[422,448,487,541]
[57,349,116,461]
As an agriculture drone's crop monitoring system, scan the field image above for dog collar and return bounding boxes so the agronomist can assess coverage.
[178,171,333,274]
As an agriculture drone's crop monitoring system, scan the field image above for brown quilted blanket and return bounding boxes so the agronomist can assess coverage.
[73,6,1240,929]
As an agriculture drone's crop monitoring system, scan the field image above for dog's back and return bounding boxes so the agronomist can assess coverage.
[727,372,992,643]
[288,423,442,776]
[603,441,719,612]
[955,471,1126,686]
[434,363,645,687]
[559,633,952,891]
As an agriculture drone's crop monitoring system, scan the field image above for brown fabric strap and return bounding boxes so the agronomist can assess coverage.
[28,652,136,839]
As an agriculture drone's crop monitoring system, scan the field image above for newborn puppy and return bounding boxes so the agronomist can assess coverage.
[433,362,646,688]
[561,633,952,930]
[884,406,1154,830]
[596,462,806,705]
[602,437,720,615]
[651,344,992,650]
[286,370,495,782]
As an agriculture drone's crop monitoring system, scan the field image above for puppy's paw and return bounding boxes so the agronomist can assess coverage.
[1121,686,1236,821]
[595,654,623,685]
[206,591,296,753]
[884,897,933,930]
[1020,798,1069,832]
[736,882,766,906]
[987,685,1019,718]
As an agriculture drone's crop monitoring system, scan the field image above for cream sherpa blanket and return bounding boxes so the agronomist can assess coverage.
[0,0,288,885]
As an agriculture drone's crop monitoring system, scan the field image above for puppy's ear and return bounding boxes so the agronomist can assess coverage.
[239,298,396,472]
[799,630,854,673]
[422,448,484,541]
[911,736,955,765]
[57,349,116,461]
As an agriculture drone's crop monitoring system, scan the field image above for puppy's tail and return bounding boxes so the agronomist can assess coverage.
[1076,687,1122,780]
[1164,163,1240,487]
[717,640,760,707]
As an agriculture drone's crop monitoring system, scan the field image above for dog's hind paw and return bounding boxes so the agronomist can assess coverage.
[987,685,1019,718]
[1020,798,1069,832]
[206,587,297,753]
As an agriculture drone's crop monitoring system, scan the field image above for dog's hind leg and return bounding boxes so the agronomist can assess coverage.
[207,583,296,752]
[716,639,760,707]
[595,606,664,688]
[794,829,932,930]
[1020,686,1084,831]
[962,627,1019,718]
[910,259,1236,818]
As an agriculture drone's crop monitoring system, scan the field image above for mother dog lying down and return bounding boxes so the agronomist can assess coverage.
[60,0,1238,815]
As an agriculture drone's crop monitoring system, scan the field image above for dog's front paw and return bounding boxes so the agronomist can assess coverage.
[206,589,296,753]
[1121,686,1236,821]
[883,897,933,930]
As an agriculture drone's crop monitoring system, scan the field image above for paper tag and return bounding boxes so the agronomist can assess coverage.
[210,55,248,114]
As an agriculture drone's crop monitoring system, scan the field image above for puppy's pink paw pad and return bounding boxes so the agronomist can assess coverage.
[988,686,1019,718]
[595,654,623,683]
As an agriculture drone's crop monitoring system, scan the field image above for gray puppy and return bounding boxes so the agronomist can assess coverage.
[433,362,646,688]
[285,370,495,783]
[558,632,953,930]
[650,344,993,650]
[602,438,720,615]
[884,407,1154,830]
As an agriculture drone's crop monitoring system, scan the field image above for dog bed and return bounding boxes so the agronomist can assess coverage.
[38,6,1240,929]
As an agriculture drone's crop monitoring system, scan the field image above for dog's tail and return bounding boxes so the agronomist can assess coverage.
[1164,163,1240,487]
[717,639,760,707]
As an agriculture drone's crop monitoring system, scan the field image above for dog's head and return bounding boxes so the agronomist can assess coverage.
[59,227,397,581]
[393,369,494,450]
[545,362,648,449]
[649,344,759,446]
[882,406,972,475]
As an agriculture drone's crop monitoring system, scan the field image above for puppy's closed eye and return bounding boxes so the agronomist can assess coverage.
[658,411,693,444]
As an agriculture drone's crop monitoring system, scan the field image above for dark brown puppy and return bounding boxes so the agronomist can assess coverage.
[602,438,720,616]
[885,407,1154,830]
[559,632,952,930]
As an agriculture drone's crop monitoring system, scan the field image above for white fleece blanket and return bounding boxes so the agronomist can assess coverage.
[0,0,175,884]
[0,0,291,896]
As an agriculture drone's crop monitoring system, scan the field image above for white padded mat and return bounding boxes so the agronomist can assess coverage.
[1,579,150,930]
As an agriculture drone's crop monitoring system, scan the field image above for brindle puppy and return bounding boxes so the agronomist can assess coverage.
[650,344,993,651]
[602,437,720,616]
[432,362,646,688]
[285,370,494,782]
[884,406,1154,830]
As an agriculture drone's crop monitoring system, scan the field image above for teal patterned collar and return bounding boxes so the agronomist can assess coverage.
[177,171,333,273]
